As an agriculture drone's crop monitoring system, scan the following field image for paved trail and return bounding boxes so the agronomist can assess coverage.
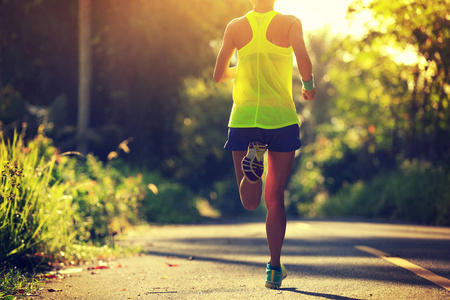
[36,219,450,299]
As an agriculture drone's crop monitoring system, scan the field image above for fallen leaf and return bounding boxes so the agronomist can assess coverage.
[97,266,108,269]
[116,264,123,268]
[88,266,109,270]
[122,288,127,291]
[18,290,25,294]
[165,263,179,267]
[48,289,63,292]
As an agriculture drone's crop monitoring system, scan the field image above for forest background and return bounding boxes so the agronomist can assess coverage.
[0,0,449,276]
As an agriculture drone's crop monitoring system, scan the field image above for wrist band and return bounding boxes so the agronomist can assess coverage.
[302,74,314,91]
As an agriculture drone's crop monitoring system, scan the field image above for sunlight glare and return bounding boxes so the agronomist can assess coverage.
[385,46,419,66]
[274,0,372,37]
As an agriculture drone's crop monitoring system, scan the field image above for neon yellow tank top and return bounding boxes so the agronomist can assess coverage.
[229,10,299,129]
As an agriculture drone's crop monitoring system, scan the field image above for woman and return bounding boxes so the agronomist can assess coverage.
[213,0,316,289]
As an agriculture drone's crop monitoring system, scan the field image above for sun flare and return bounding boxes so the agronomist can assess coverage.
[274,0,372,37]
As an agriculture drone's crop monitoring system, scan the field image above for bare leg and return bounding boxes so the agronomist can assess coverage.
[232,151,262,211]
[264,150,295,267]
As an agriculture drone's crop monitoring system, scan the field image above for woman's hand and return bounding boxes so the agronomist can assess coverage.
[302,87,316,100]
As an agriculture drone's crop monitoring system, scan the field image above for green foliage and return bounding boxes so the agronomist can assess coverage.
[346,0,450,161]
[170,77,247,216]
[1,0,249,168]
[0,128,151,266]
[0,267,39,299]
[60,243,140,264]
[140,181,200,224]
[54,153,143,241]
[320,160,450,226]
[2,0,449,227]
[0,131,73,262]
[286,0,449,225]
[171,78,234,189]
[0,86,26,125]
[211,177,243,217]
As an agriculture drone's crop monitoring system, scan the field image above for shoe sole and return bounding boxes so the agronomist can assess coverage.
[265,281,281,289]
[241,157,260,183]
[241,142,266,184]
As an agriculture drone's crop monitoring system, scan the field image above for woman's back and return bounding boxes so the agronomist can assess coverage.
[229,13,298,50]
[230,11,299,129]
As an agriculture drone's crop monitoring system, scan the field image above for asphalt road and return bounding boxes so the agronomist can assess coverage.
[35,219,450,299]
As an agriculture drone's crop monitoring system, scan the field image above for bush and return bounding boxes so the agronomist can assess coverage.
[54,153,144,241]
[140,180,200,224]
[0,128,147,265]
[320,160,450,225]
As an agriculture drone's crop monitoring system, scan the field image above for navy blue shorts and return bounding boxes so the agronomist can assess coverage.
[224,124,301,152]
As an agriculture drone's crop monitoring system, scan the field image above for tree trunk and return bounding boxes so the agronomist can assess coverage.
[407,69,420,160]
[420,77,430,160]
[430,83,444,163]
[391,109,399,158]
[77,0,92,154]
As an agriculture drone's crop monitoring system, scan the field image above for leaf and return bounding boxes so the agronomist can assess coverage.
[87,266,109,270]
[165,263,179,267]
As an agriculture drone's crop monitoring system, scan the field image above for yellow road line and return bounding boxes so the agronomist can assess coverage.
[355,245,450,292]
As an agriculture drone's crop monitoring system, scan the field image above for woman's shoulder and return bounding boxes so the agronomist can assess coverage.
[271,13,302,34]
[227,15,249,28]
[274,13,301,25]
[225,15,251,37]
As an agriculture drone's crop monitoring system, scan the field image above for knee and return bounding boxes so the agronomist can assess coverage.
[265,201,285,213]
[265,187,284,202]
[264,190,285,212]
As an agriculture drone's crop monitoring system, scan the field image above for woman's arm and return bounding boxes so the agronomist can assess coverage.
[288,18,316,100]
[213,21,238,83]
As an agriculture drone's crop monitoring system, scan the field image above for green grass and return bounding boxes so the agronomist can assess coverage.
[0,266,40,299]
[0,130,73,262]
[0,128,146,297]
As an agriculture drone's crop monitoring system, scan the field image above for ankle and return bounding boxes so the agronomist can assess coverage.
[268,261,281,268]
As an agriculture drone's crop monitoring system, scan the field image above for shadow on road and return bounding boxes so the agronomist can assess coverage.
[279,288,364,300]
[142,233,449,288]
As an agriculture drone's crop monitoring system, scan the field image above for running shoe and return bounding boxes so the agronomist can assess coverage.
[265,263,287,289]
[241,141,267,184]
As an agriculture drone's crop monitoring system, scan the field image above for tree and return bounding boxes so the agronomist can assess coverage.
[347,0,450,163]
[77,0,92,154]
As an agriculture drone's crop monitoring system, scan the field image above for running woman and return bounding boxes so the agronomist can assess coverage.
[213,0,316,289]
